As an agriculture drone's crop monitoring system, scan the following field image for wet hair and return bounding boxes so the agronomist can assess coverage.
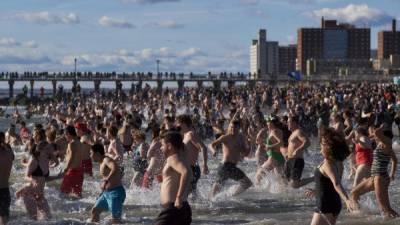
[28,143,40,158]
[161,131,184,151]
[383,129,393,140]
[177,114,192,128]
[320,128,350,162]
[133,132,146,141]
[65,125,77,137]
[34,123,43,131]
[68,104,76,112]
[45,128,57,142]
[91,143,105,156]
[356,127,368,136]
[108,125,118,138]
[164,116,175,123]
[151,126,161,140]
[34,128,47,143]
[289,115,299,124]
[231,120,240,127]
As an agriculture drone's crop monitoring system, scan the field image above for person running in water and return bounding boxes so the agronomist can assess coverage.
[60,126,84,198]
[75,122,93,177]
[155,131,193,225]
[351,124,399,218]
[142,126,165,189]
[16,140,52,220]
[284,115,313,188]
[0,132,14,225]
[90,143,126,224]
[305,128,354,225]
[256,116,285,184]
[130,132,149,188]
[210,120,252,198]
[106,125,125,176]
[176,114,208,197]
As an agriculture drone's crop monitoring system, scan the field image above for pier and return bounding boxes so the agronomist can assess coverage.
[0,72,395,98]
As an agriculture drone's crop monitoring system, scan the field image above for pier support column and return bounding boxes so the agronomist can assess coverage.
[52,80,57,98]
[227,81,235,89]
[157,80,163,94]
[197,81,203,89]
[8,80,14,99]
[94,80,101,93]
[213,80,221,90]
[247,80,256,89]
[72,80,78,95]
[177,80,185,91]
[30,80,34,98]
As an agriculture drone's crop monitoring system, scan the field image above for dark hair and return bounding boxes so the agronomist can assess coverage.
[289,115,299,124]
[28,143,40,158]
[33,128,47,143]
[383,129,393,140]
[356,127,368,136]
[177,114,192,128]
[320,128,350,162]
[108,125,118,138]
[231,120,240,127]
[161,131,184,151]
[91,143,105,156]
[164,116,175,123]
[65,125,77,137]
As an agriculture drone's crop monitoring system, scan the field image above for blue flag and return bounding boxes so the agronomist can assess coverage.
[287,71,302,81]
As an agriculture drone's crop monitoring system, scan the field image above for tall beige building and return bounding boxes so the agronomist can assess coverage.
[250,29,267,78]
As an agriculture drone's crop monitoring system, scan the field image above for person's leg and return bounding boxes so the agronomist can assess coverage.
[350,177,374,210]
[37,195,52,220]
[256,158,274,184]
[22,192,38,220]
[353,164,370,188]
[233,176,252,196]
[91,207,104,223]
[91,193,108,222]
[110,187,126,224]
[210,182,222,199]
[310,213,336,225]
[374,176,399,218]
[255,146,267,168]
[72,170,84,198]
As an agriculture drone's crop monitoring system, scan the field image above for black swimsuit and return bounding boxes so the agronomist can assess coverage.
[31,160,49,177]
[314,167,342,217]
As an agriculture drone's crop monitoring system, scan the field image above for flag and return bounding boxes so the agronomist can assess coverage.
[287,71,302,81]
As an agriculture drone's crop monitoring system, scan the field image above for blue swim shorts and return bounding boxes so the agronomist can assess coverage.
[94,186,126,219]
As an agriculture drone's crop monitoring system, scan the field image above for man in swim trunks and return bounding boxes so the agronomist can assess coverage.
[75,123,93,176]
[210,120,252,198]
[0,132,14,225]
[60,126,85,198]
[176,114,208,198]
[285,115,313,188]
[90,143,126,224]
[155,131,192,225]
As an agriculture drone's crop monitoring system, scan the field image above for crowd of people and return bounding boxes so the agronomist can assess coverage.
[0,82,399,225]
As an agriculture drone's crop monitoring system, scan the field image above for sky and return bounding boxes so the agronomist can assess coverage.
[0,0,399,73]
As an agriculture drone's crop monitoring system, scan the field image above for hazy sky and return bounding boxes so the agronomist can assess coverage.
[0,0,399,73]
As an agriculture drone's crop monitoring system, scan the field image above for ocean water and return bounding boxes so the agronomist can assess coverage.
[2,115,400,225]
